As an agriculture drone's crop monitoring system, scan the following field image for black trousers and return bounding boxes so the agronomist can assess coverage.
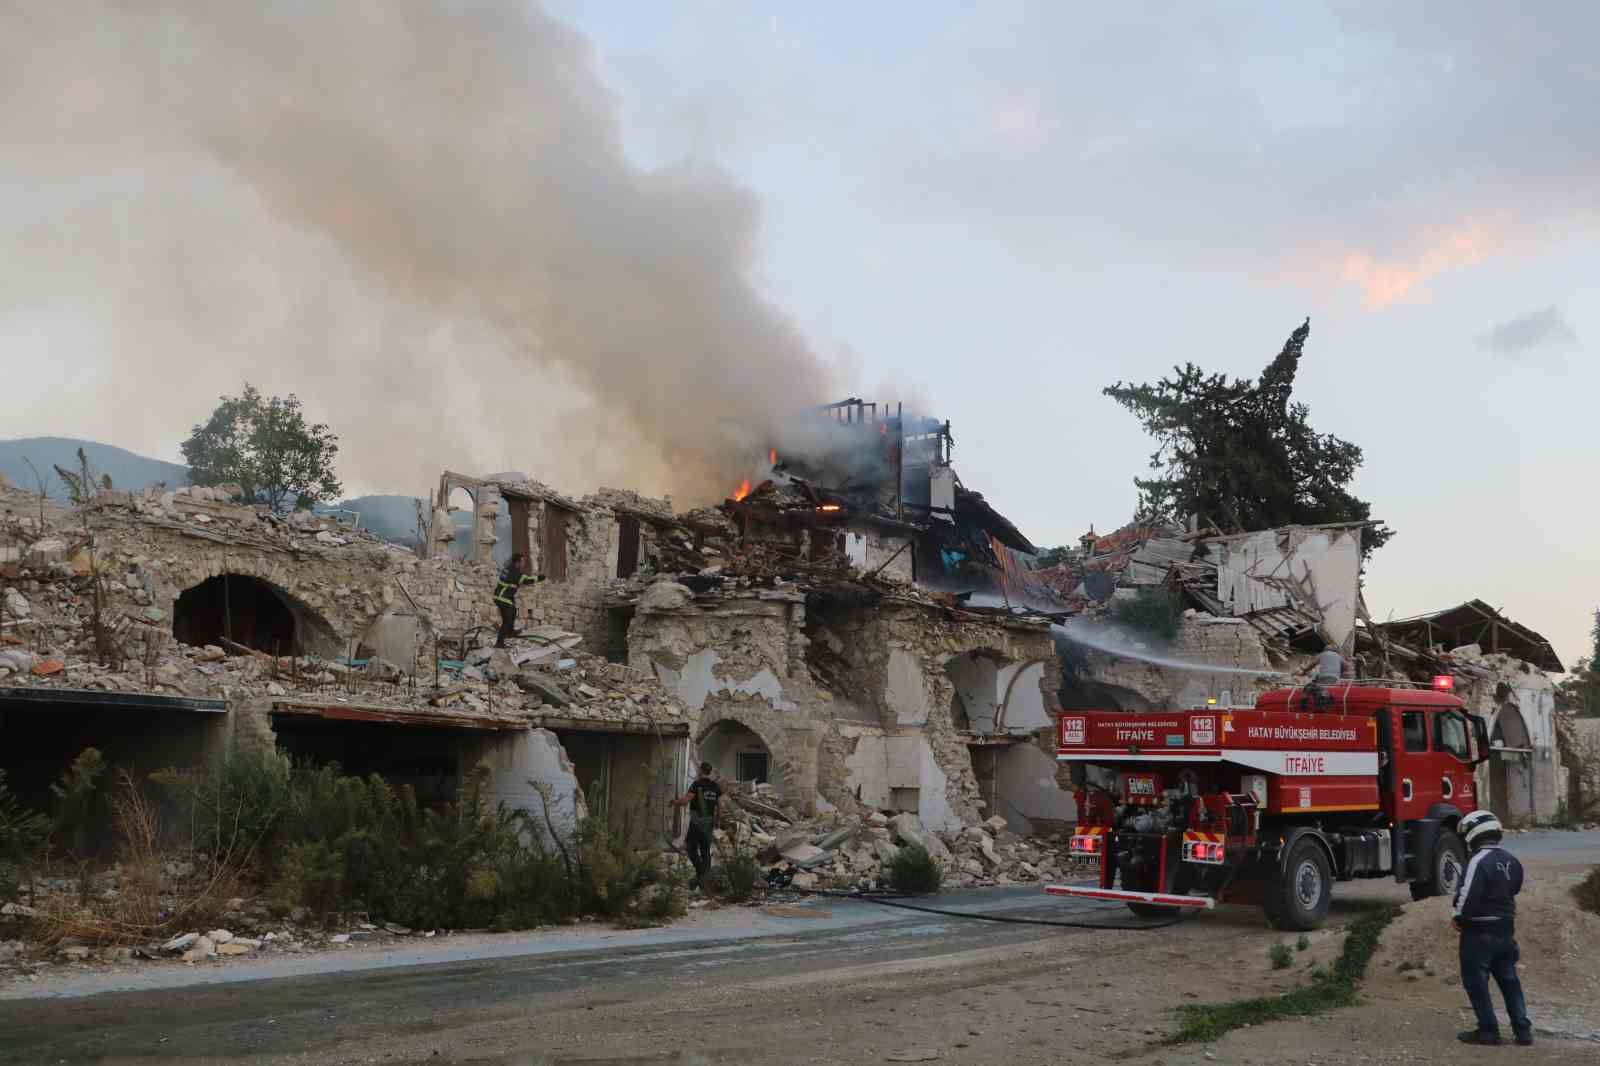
[496,602,516,645]
[685,823,712,884]
[1460,927,1531,1038]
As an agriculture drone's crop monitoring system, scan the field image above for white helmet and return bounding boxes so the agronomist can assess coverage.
[1459,809,1502,847]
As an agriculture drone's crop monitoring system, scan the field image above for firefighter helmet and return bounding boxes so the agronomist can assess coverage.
[1459,809,1502,847]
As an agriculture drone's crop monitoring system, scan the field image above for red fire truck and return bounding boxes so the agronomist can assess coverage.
[1045,678,1490,930]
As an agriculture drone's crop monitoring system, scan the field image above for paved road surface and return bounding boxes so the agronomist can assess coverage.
[1,830,1592,1065]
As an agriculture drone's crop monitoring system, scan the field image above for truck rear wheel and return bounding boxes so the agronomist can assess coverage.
[1267,839,1332,931]
[1410,830,1465,902]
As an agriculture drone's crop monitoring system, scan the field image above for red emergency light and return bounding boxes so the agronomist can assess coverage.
[1069,834,1103,856]
[1432,675,1454,692]
[1182,839,1226,865]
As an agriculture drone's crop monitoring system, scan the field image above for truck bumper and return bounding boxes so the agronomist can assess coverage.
[1043,884,1215,909]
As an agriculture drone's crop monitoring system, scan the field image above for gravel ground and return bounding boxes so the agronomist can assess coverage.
[1,833,1593,1065]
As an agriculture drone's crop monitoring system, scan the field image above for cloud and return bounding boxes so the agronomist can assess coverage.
[846,3,1600,302]
[1338,221,1501,307]
[1478,307,1579,358]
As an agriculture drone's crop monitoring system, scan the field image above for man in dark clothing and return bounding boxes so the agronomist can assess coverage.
[1453,809,1533,1046]
[493,553,541,648]
[671,762,722,889]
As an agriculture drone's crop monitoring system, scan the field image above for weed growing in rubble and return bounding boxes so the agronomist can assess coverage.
[704,849,763,904]
[10,746,683,944]
[1111,586,1185,641]
[152,746,292,863]
[1269,942,1293,970]
[1573,866,1600,917]
[0,769,49,902]
[1296,933,1310,952]
[49,748,106,858]
[888,845,942,894]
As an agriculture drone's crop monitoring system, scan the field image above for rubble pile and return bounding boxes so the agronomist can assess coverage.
[0,892,469,983]
[714,786,1091,892]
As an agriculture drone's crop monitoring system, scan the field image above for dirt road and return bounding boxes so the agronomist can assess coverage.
[2,831,1593,1066]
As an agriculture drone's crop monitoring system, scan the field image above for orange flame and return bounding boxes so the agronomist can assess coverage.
[733,479,752,501]
[768,448,777,466]
[818,503,842,513]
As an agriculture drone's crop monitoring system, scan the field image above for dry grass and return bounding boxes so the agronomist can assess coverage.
[30,771,254,948]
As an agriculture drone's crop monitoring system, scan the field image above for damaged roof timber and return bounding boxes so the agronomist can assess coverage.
[270,699,529,732]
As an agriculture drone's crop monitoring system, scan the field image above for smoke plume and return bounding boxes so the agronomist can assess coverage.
[0,2,836,501]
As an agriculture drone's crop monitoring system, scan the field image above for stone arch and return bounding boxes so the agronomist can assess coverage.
[996,657,1052,732]
[695,708,798,802]
[944,648,1010,734]
[444,483,478,562]
[1057,679,1154,713]
[1488,702,1535,823]
[172,572,341,658]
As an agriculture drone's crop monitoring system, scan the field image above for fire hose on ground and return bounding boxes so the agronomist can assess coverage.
[782,885,1191,930]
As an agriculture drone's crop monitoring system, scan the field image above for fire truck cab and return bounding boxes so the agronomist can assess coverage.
[1046,679,1490,930]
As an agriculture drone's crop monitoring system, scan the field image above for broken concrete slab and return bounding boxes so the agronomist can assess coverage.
[889,813,951,865]
[514,672,570,707]
[779,843,829,869]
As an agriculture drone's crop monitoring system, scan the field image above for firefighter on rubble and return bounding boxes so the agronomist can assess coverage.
[1453,809,1534,1046]
[493,552,542,648]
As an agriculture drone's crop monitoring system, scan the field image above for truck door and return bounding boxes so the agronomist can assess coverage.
[1392,707,1439,820]
[1432,709,1478,811]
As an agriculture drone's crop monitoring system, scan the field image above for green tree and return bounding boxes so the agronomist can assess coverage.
[180,385,342,511]
[1104,319,1391,553]
[1556,608,1600,718]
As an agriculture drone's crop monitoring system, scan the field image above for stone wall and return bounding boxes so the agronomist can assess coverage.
[807,600,1061,831]
[627,584,823,811]
[1450,649,1564,824]
[1060,614,1278,713]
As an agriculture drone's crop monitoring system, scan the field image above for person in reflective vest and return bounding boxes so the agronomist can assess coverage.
[493,552,541,648]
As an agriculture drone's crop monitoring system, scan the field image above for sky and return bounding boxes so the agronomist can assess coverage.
[1,2,1595,667]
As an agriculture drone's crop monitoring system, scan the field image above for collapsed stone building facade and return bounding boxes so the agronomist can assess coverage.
[0,481,691,847]
[0,398,1578,865]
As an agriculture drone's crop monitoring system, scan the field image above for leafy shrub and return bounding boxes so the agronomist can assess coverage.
[1296,934,1311,952]
[708,850,763,903]
[619,879,688,929]
[1112,586,1184,640]
[889,845,942,894]
[1573,865,1600,917]
[571,808,664,920]
[1269,942,1293,970]
[153,745,291,862]
[0,770,49,901]
[271,840,345,922]
[50,748,106,856]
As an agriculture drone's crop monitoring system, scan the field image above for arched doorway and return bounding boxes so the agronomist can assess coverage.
[445,485,477,561]
[172,574,339,657]
[698,719,784,798]
[946,652,1003,733]
[1488,705,1535,823]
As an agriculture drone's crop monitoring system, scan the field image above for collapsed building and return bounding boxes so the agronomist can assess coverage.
[0,482,691,847]
[0,397,1578,884]
[1035,522,1571,824]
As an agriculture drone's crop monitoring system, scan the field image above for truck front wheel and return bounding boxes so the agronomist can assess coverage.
[1410,830,1465,902]
[1267,839,1332,931]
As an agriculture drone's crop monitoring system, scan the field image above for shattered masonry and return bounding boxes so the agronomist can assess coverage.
[0,397,1579,875]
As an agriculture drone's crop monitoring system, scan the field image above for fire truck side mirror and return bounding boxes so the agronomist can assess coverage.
[1469,714,1492,766]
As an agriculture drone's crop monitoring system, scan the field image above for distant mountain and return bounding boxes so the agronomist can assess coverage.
[0,438,471,551]
[0,437,189,499]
